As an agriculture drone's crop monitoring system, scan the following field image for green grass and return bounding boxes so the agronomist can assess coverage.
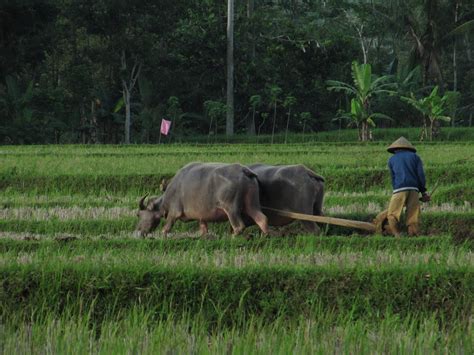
[1,142,472,196]
[0,137,472,352]
[2,142,472,174]
[183,127,474,143]
[1,184,472,209]
[1,238,472,269]
[2,262,473,323]
[1,309,472,354]
[1,235,470,253]
[2,165,472,194]
[0,211,472,238]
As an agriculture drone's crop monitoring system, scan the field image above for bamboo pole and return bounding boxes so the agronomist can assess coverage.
[262,207,376,233]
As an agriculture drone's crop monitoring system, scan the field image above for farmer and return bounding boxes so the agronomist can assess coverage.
[387,137,430,237]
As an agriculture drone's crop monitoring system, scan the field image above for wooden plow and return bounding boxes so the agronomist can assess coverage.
[261,169,450,235]
[262,207,390,234]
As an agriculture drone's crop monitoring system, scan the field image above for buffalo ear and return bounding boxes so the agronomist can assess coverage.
[138,194,149,210]
[146,197,161,211]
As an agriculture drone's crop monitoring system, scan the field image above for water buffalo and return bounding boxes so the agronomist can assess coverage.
[136,162,269,236]
[248,164,325,234]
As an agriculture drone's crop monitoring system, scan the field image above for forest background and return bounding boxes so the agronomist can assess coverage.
[0,0,473,144]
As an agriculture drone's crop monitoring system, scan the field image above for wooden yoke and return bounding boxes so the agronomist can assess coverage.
[262,207,376,233]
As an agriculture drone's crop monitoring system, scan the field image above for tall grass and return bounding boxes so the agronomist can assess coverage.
[2,141,472,197]
[1,308,472,354]
[1,211,472,237]
[1,262,472,324]
[1,235,468,253]
[2,144,472,175]
[1,242,472,269]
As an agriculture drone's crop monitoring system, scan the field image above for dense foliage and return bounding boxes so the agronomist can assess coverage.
[0,0,473,143]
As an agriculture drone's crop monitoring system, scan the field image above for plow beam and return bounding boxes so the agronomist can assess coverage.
[262,207,377,233]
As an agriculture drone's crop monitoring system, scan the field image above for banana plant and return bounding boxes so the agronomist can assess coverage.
[327,61,394,141]
[401,86,458,141]
[335,98,392,141]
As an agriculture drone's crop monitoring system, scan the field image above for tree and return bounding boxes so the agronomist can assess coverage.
[248,95,261,135]
[121,53,143,144]
[380,0,474,87]
[283,95,296,144]
[257,112,268,143]
[267,85,282,144]
[2,0,474,144]
[166,96,181,141]
[204,100,226,138]
[226,0,234,136]
[137,76,161,143]
[401,86,459,140]
[0,76,34,143]
[342,8,372,64]
[64,0,165,144]
[327,61,394,141]
[299,111,312,143]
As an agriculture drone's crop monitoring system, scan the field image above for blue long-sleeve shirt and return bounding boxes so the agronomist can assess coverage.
[388,150,427,194]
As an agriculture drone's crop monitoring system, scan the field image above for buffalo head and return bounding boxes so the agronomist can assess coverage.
[136,194,163,236]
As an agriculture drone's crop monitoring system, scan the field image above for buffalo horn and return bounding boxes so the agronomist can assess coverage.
[138,193,149,210]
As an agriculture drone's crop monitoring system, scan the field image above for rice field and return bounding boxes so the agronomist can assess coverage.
[1,133,473,353]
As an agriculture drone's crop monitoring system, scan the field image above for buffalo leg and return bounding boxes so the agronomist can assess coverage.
[302,221,321,235]
[243,189,269,235]
[247,210,269,235]
[223,209,246,235]
[161,216,176,235]
[199,221,208,236]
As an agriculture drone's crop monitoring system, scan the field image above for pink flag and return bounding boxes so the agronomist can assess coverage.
[160,119,171,135]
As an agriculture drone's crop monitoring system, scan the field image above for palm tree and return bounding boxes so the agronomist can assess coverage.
[379,0,474,87]
[327,61,394,141]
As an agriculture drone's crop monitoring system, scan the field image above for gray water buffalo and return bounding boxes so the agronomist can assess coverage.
[136,162,269,236]
[248,164,325,234]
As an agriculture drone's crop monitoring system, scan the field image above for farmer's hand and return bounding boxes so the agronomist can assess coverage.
[420,193,431,203]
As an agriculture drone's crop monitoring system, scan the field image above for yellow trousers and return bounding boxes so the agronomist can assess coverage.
[387,190,420,235]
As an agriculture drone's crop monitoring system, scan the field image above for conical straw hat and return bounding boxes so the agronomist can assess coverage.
[387,136,416,153]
